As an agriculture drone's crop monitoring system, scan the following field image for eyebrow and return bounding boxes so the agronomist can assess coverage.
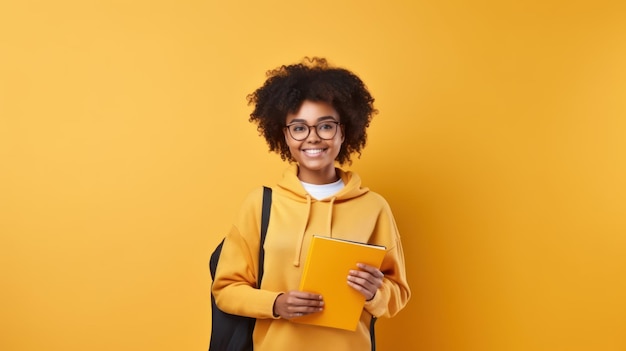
[288,116,338,124]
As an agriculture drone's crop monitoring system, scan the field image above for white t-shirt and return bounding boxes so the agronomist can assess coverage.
[300,178,345,200]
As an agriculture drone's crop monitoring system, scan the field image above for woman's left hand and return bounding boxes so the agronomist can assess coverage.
[347,263,384,301]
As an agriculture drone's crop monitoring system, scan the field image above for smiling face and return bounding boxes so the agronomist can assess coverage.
[284,100,344,184]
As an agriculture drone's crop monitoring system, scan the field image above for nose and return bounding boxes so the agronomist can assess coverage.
[305,126,322,142]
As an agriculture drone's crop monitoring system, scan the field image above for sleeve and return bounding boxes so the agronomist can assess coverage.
[363,199,411,318]
[211,187,282,319]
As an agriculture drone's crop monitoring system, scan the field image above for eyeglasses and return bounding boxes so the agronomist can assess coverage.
[285,121,341,141]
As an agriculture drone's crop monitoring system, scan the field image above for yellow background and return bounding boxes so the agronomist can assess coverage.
[1,1,625,350]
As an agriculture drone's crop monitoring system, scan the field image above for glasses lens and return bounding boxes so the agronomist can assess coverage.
[316,122,338,139]
[288,124,310,141]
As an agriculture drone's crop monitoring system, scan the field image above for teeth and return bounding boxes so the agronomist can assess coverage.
[303,149,324,155]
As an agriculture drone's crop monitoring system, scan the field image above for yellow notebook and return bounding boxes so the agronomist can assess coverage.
[294,235,386,331]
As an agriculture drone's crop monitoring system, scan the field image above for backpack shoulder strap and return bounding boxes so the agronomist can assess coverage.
[257,186,272,285]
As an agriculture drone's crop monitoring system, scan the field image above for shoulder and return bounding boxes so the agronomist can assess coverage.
[355,187,391,205]
[243,185,268,200]
[237,186,269,210]
[340,189,396,221]
[230,186,272,239]
[366,191,396,215]
[364,189,388,203]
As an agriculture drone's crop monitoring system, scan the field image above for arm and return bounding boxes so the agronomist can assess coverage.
[211,188,281,319]
[358,201,411,318]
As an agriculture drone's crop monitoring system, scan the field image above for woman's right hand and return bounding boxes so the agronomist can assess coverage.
[273,291,324,319]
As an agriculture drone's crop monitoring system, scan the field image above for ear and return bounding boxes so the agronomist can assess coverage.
[284,128,290,143]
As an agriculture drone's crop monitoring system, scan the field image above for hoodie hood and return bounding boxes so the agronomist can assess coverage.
[276,164,370,202]
[275,164,370,266]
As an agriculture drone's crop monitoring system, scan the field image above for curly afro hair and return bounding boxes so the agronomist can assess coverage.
[247,57,378,165]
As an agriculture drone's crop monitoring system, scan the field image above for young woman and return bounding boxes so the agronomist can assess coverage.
[212,57,410,351]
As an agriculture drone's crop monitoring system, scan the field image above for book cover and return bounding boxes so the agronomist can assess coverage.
[293,235,386,331]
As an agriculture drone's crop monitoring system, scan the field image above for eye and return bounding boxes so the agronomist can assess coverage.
[290,124,307,133]
[318,122,335,130]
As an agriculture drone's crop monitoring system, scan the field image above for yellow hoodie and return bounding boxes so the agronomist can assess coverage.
[212,165,411,351]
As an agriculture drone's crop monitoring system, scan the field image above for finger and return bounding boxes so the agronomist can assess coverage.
[288,304,324,314]
[349,269,382,287]
[289,310,321,318]
[357,263,384,278]
[347,272,381,299]
[286,295,324,307]
[350,275,378,291]
[288,291,323,301]
[347,280,376,300]
[287,300,325,310]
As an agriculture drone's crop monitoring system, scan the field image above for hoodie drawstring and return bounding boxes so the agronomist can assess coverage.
[293,194,312,267]
[327,197,336,238]
[293,195,338,267]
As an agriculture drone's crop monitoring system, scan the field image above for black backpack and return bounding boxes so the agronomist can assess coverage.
[209,186,272,351]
